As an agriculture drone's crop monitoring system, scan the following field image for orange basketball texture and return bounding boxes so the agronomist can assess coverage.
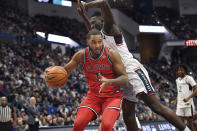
[44,66,68,88]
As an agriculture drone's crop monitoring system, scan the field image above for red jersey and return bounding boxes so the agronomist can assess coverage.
[83,46,122,98]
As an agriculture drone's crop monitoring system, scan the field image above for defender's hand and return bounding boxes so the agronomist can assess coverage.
[183,98,190,102]
[81,1,88,12]
[77,0,84,16]
[99,73,111,93]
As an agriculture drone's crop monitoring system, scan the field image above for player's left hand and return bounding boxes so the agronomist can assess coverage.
[80,1,88,12]
[77,0,84,16]
[183,98,190,102]
[99,73,111,93]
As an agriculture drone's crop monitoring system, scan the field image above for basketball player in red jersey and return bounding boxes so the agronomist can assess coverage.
[77,0,190,131]
[63,28,128,131]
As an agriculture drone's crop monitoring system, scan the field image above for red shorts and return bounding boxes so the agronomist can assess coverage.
[79,94,122,118]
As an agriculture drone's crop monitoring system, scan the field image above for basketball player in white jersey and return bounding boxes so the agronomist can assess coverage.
[172,65,197,131]
[77,0,190,130]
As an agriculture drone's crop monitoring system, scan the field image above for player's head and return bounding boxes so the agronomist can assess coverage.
[87,28,103,58]
[1,96,7,106]
[177,64,187,77]
[90,12,103,30]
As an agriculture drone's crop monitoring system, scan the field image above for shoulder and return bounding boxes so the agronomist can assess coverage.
[185,75,193,81]
[72,49,85,62]
[108,48,119,57]
[75,49,84,57]
[186,75,193,79]
[7,104,12,108]
[108,48,121,62]
[7,104,15,111]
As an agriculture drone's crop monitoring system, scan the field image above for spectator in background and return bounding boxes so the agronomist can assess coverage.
[25,97,40,131]
[16,119,29,131]
[40,118,48,127]
[51,118,57,126]
[0,81,4,97]
[50,109,56,118]
[46,115,53,126]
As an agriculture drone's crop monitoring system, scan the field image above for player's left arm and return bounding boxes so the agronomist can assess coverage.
[99,49,128,93]
[77,0,91,31]
[183,76,197,102]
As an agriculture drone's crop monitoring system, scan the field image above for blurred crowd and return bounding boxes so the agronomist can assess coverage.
[155,7,197,40]
[0,3,87,46]
[0,41,90,129]
[118,5,197,40]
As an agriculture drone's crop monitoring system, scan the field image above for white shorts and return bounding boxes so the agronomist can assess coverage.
[123,66,156,102]
[176,105,195,117]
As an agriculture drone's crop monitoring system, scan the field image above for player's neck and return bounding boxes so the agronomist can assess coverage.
[89,46,104,59]
[179,75,185,79]
[90,51,100,59]
[2,104,6,107]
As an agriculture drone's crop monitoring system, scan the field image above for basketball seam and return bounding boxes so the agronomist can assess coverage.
[47,73,66,75]
[47,75,67,87]
[46,74,67,83]
[56,75,67,83]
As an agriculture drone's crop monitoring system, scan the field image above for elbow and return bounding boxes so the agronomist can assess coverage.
[124,75,128,84]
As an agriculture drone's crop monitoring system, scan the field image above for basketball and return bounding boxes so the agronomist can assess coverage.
[44,66,68,88]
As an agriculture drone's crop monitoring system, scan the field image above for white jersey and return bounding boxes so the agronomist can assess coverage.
[101,31,142,71]
[101,31,155,101]
[176,75,196,108]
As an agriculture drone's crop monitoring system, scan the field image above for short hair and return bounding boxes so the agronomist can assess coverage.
[87,28,101,39]
[1,96,6,100]
[90,12,103,22]
[91,11,101,17]
[176,64,188,73]
[30,97,35,101]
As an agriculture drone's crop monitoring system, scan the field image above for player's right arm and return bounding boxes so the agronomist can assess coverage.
[64,50,84,74]
[77,0,91,31]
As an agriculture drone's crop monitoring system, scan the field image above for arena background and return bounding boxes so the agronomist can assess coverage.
[0,0,197,131]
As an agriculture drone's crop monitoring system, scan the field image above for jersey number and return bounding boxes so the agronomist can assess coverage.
[96,72,103,82]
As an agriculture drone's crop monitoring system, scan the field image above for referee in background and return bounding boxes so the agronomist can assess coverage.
[0,96,17,131]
